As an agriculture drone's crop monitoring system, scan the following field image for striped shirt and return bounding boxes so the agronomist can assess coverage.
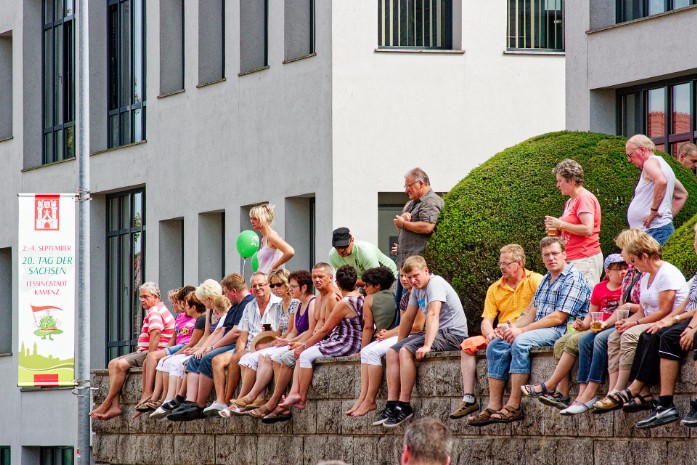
[238,294,283,351]
[137,301,176,353]
[532,263,591,332]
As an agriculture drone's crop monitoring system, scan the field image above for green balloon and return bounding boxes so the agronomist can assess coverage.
[236,230,260,258]
[251,252,259,272]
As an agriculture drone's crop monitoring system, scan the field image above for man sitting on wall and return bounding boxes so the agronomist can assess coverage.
[90,282,175,421]
[468,236,590,425]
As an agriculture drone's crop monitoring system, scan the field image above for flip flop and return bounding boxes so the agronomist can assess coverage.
[219,404,245,418]
[249,405,272,419]
[261,408,292,424]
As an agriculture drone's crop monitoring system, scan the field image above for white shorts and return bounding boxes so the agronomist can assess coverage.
[157,353,191,379]
[360,336,398,366]
[238,346,276,371]
[298,345,324,369]
[269,346,296,368]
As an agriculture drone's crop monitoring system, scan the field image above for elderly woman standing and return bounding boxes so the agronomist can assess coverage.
[545,159,603,286]
[249,203,294,273]
[594,230,688,412]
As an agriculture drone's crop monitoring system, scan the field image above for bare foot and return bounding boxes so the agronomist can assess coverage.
[345,399,363,415]
[89,402,110,417]
[351,401,377,417]
[131,411,143,420]
[278,392,302,409]
[97,405,123,421]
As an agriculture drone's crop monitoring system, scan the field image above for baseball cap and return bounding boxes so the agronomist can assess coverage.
[332,227,351,248]
[604,253,626,270]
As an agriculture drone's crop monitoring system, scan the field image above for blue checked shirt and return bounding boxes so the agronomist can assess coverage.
[532,263,591,332]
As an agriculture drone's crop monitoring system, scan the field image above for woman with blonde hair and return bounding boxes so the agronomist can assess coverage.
[249,203,294,273]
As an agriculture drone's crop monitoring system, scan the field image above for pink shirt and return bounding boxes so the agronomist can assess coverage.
[174,313,197,345]
[560,190,601,260]
[137,301,176,353]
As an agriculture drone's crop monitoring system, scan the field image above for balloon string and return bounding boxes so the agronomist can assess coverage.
[242,258,246,277]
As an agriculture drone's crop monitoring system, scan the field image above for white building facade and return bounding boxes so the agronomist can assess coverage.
[0,1,565,462]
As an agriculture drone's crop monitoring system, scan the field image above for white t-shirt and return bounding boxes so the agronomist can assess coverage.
[639,262,688,316]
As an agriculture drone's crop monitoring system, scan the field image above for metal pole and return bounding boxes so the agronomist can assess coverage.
[76,0,91,463]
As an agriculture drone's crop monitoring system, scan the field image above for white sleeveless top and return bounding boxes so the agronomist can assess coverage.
[627,155,675,230]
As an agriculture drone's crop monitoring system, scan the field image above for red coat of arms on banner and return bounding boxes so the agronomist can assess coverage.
[35,195,60,231]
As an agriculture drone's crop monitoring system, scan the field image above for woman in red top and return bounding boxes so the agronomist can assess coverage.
[545,159,603,286]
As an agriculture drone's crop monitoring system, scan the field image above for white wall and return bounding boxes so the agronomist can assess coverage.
[330,1,566,244]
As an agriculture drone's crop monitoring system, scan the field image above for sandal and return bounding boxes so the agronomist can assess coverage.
[467,407,498,426]
[538,391,571,410]
[623,394,656,413]
[593,389,631,414]
[229,396,253,408]
[136,399,160,413]
[249,405,272,419]
[261,408,292,424]
[244,399,267,411]
[520,382,549,398]
[489,405,524,423]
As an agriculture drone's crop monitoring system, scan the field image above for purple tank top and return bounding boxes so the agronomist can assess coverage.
[294,296,315,335]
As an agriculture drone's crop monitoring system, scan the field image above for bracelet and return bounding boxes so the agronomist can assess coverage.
[650,207,658,212]
[301,343,306,349]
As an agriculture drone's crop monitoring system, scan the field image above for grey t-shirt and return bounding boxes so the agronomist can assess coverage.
[409,274,468,337]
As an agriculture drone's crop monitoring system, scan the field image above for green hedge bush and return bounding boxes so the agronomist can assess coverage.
[424,131,697,335]
[663,213,697,279]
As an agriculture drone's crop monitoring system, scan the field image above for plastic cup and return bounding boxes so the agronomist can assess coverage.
[616,309,630,321]
[591,312,604,332]
[546,227,558,236]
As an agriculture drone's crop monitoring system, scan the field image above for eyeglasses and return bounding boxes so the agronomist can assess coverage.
[404,180,420,189]
[499,260,517,267]
[250,283,268,289]
[626,146,640,159]
[269,283,284,289]
[542,251,562,259]
[288,284,300,290]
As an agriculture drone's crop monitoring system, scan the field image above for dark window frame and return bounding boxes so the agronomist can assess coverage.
[617,0,696,23]
[239,0,269,75]
[377,0,453,50]
[42,0,76,164]
[617,75,697,156]
[107,0,147,148]
[105,188,146,359]
[507,0,564,52]
[39,447,73,465]
[0,446,9,465]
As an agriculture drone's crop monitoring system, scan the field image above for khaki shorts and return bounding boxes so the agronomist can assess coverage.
[117,351,148,367]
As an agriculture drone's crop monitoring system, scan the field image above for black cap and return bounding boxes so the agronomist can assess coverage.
[332,227,351,248]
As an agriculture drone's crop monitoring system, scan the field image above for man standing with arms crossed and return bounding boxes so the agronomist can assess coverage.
[393,168,444,305]
[626,134,688,245]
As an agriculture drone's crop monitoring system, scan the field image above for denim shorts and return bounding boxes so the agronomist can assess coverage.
[165,343,186,355]
[486,327,563,380]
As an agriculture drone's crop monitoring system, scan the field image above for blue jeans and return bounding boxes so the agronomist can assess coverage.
[185,345,236,378]
[577,327,614,384]
[165,343,186,355]
[647,222,674,246]
[486,327,563,380]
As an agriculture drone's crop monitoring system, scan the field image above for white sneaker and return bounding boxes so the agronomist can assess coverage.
[149,406,169,419]
[560,397,598,416]
[203,402,228,417]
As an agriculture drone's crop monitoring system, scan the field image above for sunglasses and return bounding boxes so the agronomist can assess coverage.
[269,283,284,289]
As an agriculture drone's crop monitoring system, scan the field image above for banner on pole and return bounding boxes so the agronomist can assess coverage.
[17,194,76,387]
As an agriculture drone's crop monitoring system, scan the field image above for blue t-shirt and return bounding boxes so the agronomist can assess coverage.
[223,294,254,334]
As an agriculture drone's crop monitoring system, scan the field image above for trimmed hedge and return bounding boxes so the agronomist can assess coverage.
[424,131,697,335]
[663,213,697,279]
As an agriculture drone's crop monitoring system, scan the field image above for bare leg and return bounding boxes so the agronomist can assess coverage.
[91,358,131,419]
[385,348,400,401]
[507,373,529,409]
[473,378,505,417]
[461,352,477,395]
[195,375,215,407]
[540,353,576,396]
[612,368,631,392]
[264,362,293,412]
[150,371,164,402]
[347,363,369,415]
[659,359,680,396]
[140,351,164,403]
[397,348,417,403]
[177,373,188,398]
[224,351,246,403]
[576,381,601,403]
[185,373,199,402]
[280,367,313,408]
[352,365,384,416]
[244,358,275,401]
[608,371,618,392]
[212,352,235,405]
[157,372,169,402]
[235,366,257,400]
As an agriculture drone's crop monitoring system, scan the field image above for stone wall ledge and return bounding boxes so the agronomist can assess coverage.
[92,347,697,465]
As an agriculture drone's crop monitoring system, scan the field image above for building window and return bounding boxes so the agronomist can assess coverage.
[159,0,184,95]
[0,446,9,465]
[42,0,75,164]
[39,447,73,465]
[239,0,268,75]
[284,0,314,61]
[108,0,146,148]
[106,189,146,360]
[0,32,12,141]
[507,0,564,51]
[378,0,452,49]
[617,0,696,23]
[618,76,697,156]
[198,0,225,84]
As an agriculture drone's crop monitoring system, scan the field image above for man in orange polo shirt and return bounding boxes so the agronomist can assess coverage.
[449,244,542,419]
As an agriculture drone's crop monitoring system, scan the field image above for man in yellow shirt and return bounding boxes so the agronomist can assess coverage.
[449,244,542,419]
